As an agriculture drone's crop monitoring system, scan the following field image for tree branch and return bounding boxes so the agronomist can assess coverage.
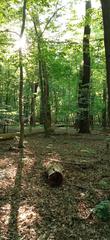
[20,0,27,38]
[31,1,64,40]
[0,29,20,37]
[40,5,64,38]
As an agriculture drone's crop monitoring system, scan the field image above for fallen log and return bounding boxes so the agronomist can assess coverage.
[0,133,18,141]
[45,162,63,187]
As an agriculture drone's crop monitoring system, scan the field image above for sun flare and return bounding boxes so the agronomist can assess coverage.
[14,35,27,51]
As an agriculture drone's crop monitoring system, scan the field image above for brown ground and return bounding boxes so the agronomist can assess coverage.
[0,131,110,240]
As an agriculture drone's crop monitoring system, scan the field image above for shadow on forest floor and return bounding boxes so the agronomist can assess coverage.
[7,149,24,240]
[0,133,110,239]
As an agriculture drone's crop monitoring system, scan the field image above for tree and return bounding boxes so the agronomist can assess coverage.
[18,0,27,148]
[100,0,110,126]
[32,13,52,136]
[102,80,107,128]
[0,0,108,132]
[78,0,91,133]
[30,82,39,126]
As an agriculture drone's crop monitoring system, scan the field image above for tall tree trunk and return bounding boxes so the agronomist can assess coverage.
[53,91,58,123]
[19,48,24,148]
[42,61,51,135]
[100,0,110,126]
[33,18,51,136]
[102,81,107,128]
[78,0,91,133]
[38,46,51,135]
[30,82,38,126]
[18,0,27,148]
[39,56,45,124]
[5,67,10,106]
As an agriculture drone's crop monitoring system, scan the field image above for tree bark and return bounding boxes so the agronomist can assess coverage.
[41,60,51,135]
[78,0,91,133]
[100,0,110,126]
[38,55,51,135]
[30,82,38,126]
[19,48,24,148]
[18,0,27,148]
[102,81,107,128]
[39,56,45,124]
[53,91,58,123]
[33,17,51,136]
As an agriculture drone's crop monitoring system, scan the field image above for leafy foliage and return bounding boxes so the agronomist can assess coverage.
[93,200,110,221]
[0,0,107,126]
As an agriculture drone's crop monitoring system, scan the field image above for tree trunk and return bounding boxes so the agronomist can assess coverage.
[38,42,51,136]
[5,68,10,106]
[18,0,27,148]
[102,81,107,128]
[39,57,45,124]
[42,61,51,136]
[39,57,51,135]
[19,48,24,148]
[30,82,38,126]
[33,17,52,136]
[78,0,91,133]
[100,0,110,126]
[54,91,58,123]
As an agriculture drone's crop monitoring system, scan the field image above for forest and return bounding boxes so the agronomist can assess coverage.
[0,0,110,239]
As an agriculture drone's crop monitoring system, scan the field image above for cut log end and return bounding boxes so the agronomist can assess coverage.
[48,171,63,187]
[45,162,63,187]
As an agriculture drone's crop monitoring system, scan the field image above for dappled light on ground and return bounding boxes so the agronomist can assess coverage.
[0,204,11,237]
[77,201,92,220]
[22,157,36,175]
[0,133,110,239]
[43,151,61,167]
[0,162,17,194]
[17,203,41,239]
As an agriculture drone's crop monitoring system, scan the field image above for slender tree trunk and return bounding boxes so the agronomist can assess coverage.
[78,0,91,133]
[42,61,51,135]
[19,48,24,148]
[54,91,58,123]
[5,68,10,106]
[100,0,110,126]
[102,81,107,128]
[18,0,27,148]
[30,82,38,126]
[39,56,45,124]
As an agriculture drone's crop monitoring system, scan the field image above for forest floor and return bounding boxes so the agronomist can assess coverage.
[0,129,110,240]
